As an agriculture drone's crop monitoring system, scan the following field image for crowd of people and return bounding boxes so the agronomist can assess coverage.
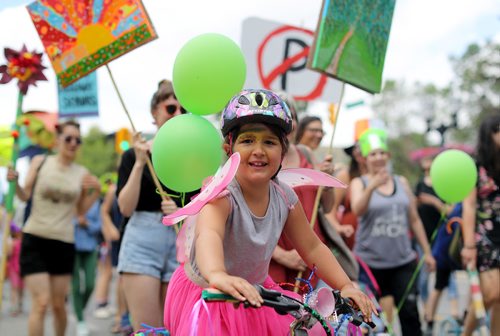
[1,86,499,336]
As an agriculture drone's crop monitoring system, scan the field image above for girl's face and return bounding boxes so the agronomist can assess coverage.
[151,96,184,128]
[365,149,390,173]
[231,123,283,184]
[299,120,323,150]
[57,125,81,159]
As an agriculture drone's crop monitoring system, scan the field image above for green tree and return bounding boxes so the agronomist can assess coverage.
[76,126,117,177]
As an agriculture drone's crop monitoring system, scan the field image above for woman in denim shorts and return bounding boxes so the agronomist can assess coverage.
[116,80,197,332]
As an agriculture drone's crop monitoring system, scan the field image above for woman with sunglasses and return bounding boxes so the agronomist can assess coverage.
[116,79,196,332]
[461,114,500,335]
[7,120,101,336]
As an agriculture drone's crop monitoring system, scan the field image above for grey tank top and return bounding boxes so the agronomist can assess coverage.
[189,178,298,285]
[354,175,416,269]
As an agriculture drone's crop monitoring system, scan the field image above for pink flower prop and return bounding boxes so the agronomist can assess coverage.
[0,45,47,95]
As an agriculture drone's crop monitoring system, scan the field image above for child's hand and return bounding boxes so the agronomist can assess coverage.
[208,272,264,307]
[341,284,378,324]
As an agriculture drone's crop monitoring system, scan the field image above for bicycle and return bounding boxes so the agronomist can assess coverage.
[202,285,376,335]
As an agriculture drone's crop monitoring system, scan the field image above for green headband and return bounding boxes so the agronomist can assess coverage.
[359,128,388,157]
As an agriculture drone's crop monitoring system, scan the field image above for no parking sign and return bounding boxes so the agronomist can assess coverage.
[242,17,343,102]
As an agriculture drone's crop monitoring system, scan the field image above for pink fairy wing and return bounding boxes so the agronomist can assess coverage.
[162,153,241,225]
[277,168,347,189]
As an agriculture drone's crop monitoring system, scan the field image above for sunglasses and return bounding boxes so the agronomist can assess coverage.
[64,135,82,145]
[166,104,186,114]
[306,127,324,135]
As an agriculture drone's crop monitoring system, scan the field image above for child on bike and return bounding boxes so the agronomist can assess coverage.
[163,89,377,335]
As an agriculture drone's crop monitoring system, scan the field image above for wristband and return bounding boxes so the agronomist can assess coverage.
[463,245,476,250]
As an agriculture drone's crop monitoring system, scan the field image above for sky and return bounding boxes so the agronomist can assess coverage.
[0,0,499,149]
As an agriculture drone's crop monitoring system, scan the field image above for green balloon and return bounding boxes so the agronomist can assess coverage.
[173,33,246,116]
[152,114,223,192]
[430,149,477,204]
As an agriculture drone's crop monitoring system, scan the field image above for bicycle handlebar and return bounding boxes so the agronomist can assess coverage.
[332,290,377,329]
[202,285,376,333]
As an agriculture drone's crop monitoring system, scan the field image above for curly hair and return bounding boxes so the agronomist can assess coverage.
[477,113,500,183]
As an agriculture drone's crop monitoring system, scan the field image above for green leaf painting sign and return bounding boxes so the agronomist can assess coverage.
[308,0,395,93]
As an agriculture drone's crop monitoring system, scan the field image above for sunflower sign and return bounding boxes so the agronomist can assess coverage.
[26,0,157,87]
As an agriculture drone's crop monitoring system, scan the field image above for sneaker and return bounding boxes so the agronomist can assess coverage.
[76,321,90,336]
[94,306,113,319]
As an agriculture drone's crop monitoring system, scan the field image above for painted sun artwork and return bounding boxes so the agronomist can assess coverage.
[27,0,157,87]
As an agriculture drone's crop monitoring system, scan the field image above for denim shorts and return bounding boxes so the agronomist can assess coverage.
[117,211,178,282]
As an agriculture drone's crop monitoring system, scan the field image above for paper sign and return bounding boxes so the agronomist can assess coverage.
[27,0,157,87]
[58,72,98,118]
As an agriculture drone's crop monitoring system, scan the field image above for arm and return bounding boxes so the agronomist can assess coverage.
[76,173,101,216]
[418,193,452,215]
[401,177,436,271]
[6,155,45,202]
[351,169,389,216]
[85,201,102,235]
[460,189,477,268]
[195,197,263,306]
[350,177,373,216]
[284,201,377,320]
[325,169,354,237]
[117,133,148,217]
[271,245,307,271]
[100,184,120,242]
[311,151,335,212]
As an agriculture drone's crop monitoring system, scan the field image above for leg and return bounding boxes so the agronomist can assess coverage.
[82,251,98,309]
[479,268,500,333]
[461,300,477,336]
[94,249,113,307]
[379,296,395,324]
[160,282,169,318]
[72,253,84,322]
[490,302,500,334]
[447,272,460,319]
[24,273,51,336]
[392,262,422,336]
[121,273,162,331]
[50,275,72,336]
[113,274,129,332]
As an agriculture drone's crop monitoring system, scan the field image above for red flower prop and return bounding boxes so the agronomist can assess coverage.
[0,45,47,95]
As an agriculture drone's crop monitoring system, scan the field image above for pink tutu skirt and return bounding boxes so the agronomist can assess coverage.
[164,266,325,335]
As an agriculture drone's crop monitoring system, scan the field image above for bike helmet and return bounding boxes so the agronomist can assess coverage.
[221,89,293,137]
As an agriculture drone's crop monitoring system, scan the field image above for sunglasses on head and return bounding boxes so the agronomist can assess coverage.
[166,104,187,114]
[64,135,82,145]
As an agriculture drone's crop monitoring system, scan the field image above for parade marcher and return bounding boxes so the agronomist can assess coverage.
[72,199,102,336]
[7,120,101,336]
[116,79,196,331]
[164,89,376,335]
[461,114,500,335]
[325,142,367,249]
[350,128,436,336]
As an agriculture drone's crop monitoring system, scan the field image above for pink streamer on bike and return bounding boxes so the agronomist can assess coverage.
[189,298,214,336]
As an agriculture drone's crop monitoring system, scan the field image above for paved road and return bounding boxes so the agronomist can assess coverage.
[0,273,121,336]
[0,271,473,335]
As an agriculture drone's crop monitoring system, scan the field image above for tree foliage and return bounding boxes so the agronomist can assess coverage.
[371,40,500,185]
[76,126,117,177]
